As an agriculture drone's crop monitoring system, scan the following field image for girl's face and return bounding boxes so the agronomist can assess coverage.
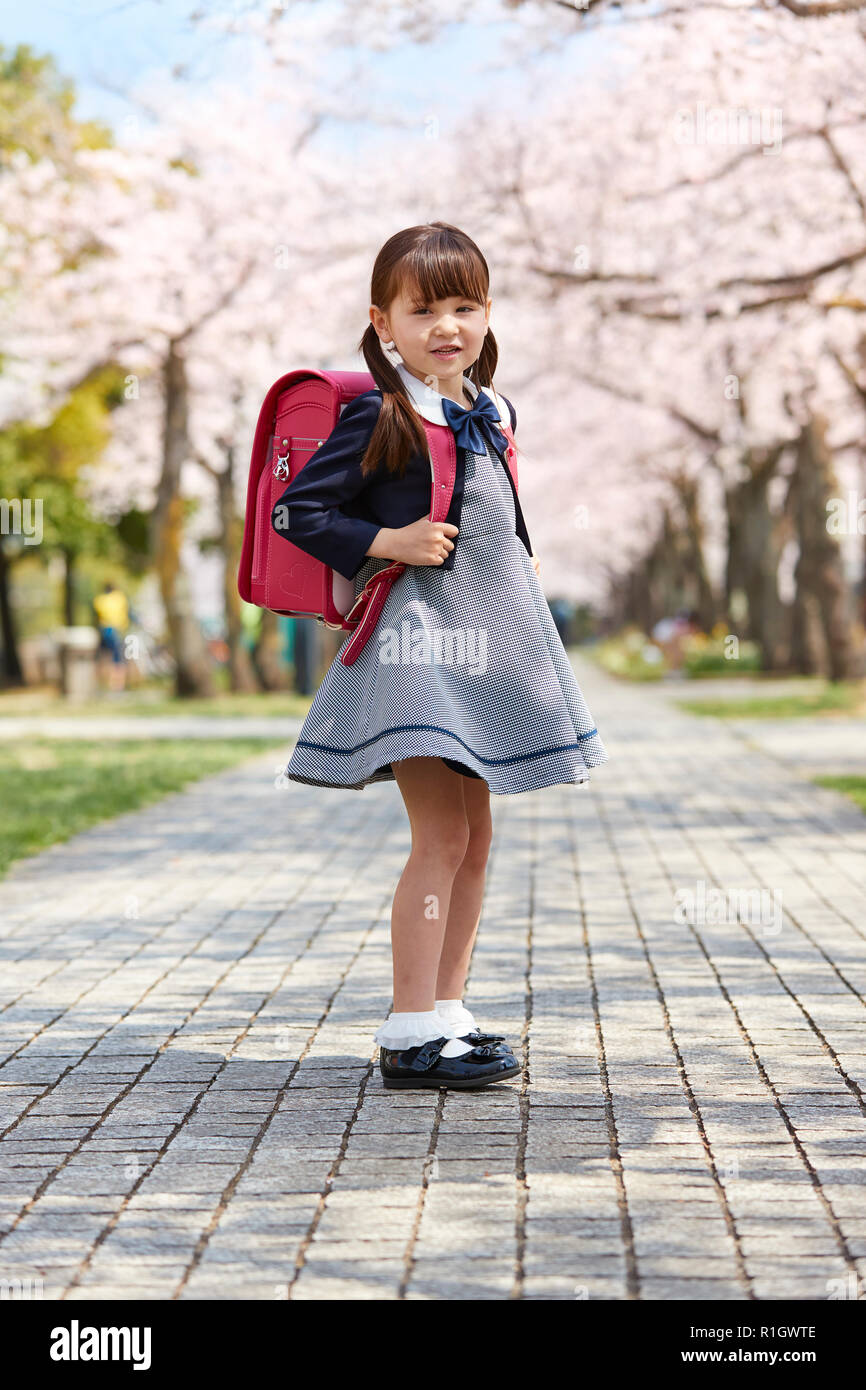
[371,284,492,391]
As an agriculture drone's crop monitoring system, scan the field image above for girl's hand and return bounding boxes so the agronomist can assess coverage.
[386,516,460,566]
[532,554,542,578]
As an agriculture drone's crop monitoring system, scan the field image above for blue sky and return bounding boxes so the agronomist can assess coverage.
[1,0,608,146]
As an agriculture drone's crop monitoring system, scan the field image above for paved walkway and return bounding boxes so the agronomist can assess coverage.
[660,674,866,777]
[693,715,866,778]
[1,654,864,1301]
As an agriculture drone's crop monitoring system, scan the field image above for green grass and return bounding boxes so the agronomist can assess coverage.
[0,738,287,880]
[813,775,866,814]
[0,685,314,719]
[675,682,864,720]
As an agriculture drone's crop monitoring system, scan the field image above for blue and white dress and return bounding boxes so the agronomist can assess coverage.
[283,371,609,796]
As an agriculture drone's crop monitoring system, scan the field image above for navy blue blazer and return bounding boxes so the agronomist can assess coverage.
[270,388,532,582]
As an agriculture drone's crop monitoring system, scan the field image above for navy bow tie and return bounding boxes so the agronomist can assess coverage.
[441,389,507,460]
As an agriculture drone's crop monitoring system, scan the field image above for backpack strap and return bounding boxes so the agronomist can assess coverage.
[338,558,405,664]
[501,423,518,490]
[476,383,518,490]
[426,420,458,522]
[338,420,457,666]
[338,414,519,666]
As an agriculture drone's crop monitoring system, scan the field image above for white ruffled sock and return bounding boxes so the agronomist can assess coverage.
[373,1009,472,1057]
[434,998,477,1056]
[435,997,478,1036]
[439,1037,473,1057]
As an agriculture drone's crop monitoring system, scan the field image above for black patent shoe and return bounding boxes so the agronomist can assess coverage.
[458,1028,516,1057]
[379,1035,521,1091]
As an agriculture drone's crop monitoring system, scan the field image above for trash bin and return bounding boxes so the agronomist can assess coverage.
[56,626,100,701]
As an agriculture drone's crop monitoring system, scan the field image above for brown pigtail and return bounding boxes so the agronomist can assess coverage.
[471,330,520,461]
[357,324,429,480]
[469,330,499,390]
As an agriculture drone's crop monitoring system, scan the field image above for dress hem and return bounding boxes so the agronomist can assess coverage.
[285,768,596,795]
[285,730,609,795]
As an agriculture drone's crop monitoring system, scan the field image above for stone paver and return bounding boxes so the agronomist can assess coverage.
[1,653,864,1301]
[662,673,866,775]
[703,715,866,777]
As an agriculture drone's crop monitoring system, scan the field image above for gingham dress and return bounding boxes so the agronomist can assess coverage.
[284,435,610,795]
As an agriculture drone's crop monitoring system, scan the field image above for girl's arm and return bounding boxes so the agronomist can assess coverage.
[270,392,385,582]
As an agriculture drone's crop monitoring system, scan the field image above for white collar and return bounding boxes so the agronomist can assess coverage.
[394,360,509,429]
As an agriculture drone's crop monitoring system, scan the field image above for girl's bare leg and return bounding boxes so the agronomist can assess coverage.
[435,774,492,1000]
[390,757,493,1009]
[390,756,471,1012]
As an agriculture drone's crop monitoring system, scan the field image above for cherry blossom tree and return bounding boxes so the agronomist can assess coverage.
[5,0,866,685]
[436,4,866,670]
[1,49,427,692]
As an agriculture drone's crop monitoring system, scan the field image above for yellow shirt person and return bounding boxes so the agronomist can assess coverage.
[93,587,129,631]
[94,585,130,690]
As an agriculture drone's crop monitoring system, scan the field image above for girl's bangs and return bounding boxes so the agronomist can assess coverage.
[397,242,488,308]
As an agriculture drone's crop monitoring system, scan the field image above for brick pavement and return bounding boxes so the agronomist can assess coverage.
[0,654,864,1301]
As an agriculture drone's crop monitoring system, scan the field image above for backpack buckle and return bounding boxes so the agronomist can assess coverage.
[273,454,290,480]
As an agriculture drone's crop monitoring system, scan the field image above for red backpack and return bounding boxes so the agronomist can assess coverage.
[238,369,517,666]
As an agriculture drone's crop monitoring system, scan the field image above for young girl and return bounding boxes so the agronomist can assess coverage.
[271,222,609,1090]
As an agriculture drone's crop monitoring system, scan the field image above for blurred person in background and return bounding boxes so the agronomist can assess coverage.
[548,596,574,645]
[93,580,129,693]
[651,609,702,669]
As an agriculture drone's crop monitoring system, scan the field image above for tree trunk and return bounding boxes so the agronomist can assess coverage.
[861,455,866,634]
[625,562,652,632]
[724,443,788,670]
[646,510,683,628]
[152,341,216,697]
[252,608,290,690]
[611,482,718,637]
[0,536,23,686]
[62,547,76,626]
[670,472,718,631]
[787,411,856,682]
[616,513,679,632]
[213,446,258,693]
